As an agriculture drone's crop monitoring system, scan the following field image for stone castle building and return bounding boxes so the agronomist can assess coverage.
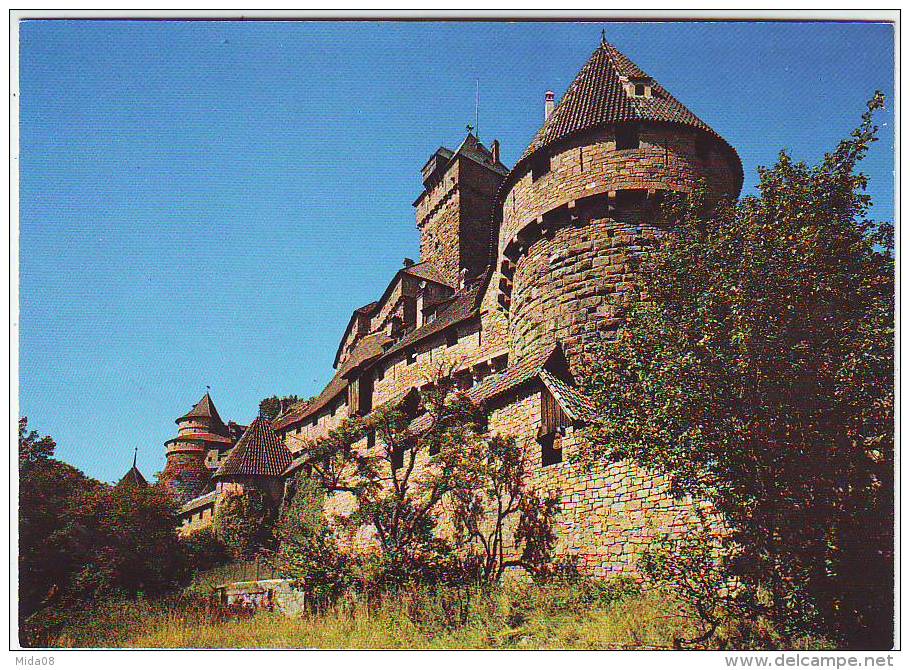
[160,37,743,576]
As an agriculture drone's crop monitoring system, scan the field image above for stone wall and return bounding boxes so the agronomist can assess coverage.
[417,159,463,286]
[487,384,706,577]
[282,392,349,455]
[416,156,503,286]
[178,500,215,536]
[158,449,211,503]
[297,380,705,578]
[499,125,740,257]
[499,124,741,369]
[508,208,656,368]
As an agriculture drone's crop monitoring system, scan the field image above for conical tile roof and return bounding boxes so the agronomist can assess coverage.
[116,465,148,489]
[520,39,722,164]
[176,392,226,429]
[214,416,292,478]
[116,450,148,489]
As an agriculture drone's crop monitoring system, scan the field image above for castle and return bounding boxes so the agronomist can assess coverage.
[128,36,743,577]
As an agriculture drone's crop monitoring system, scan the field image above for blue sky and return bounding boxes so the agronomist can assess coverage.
[18,20,895,483]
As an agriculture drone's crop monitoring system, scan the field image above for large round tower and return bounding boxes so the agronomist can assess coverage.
[496,38,743,369]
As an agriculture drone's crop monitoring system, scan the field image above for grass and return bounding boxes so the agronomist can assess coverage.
[30,564,833,650]
[39,578,703,649]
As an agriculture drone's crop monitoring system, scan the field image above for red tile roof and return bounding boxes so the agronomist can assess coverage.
[274,331,392,431]
[522,40,720,162]
[176,392,228,431]
[178,490,217,515]
[407,345,596,434]
[539,370,599,423]
[275,273,488,433]
[381,270,490,359]
[215,416,292,478]
[502,39,742,198]
[115,465,148,489]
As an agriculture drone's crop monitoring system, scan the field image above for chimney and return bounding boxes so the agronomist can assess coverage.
[491,139,501,164]
[403,257,415,268]
[545,90,555,121]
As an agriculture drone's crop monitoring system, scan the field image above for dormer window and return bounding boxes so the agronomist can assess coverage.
[627,78,652,98]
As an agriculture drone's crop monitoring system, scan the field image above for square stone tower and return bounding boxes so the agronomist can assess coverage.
[413,132,509,286]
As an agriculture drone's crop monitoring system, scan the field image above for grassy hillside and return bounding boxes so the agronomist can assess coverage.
[43,579,703,649]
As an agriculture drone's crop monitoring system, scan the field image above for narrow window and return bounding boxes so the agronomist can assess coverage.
[367,430,376,449]
[531,152,551,181]
[540,433,563,467]
[616,124,639,151]
[446,331,458,348]
[634,83,646,96]
[377,365,385,381]
[406,351,416,366]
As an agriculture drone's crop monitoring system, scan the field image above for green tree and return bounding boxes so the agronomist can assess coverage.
[579,94,893,648]
[295,375,559,589]
[64,484,189,599]
[214,488,274,559]
[447,434,559,583]
[18,419,101,619]
[259,395,304,421]
[19,417,56,469]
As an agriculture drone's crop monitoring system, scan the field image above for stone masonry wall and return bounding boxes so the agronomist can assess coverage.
[487,385,706,578]
[500,124,741,370]
[417,160,462,286]
[158,449,211,504]
[304,382,706,578]
[499,125,740,257]
[508,209,657,368]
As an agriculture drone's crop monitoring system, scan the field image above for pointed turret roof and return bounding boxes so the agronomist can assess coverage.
[115,449,149,489]
[512,38,740,179]
[214,416,292,478]
[176,392,226,429]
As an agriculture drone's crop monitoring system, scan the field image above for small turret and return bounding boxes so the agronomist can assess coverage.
[115,447,148,490]
[158,392,235,504]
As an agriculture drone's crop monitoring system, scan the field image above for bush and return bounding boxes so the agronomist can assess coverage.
[180,528,231,574]
[65,484,190,600]
[271,474,351,606]
[580,94,893,648]
[214,489,274,560]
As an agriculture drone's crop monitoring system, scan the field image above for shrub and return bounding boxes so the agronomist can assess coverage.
[271,473,351,606]
[180,527,231,573]
[213,489,274,560]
